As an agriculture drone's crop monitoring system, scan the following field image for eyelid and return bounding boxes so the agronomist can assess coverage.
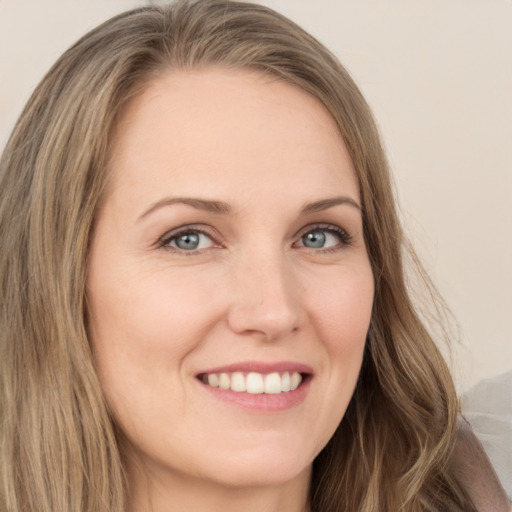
[158,224,221,252]
[156,222,353,254]
[293,223,353,248]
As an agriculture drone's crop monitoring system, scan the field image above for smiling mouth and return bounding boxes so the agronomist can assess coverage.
[197,371,307,394]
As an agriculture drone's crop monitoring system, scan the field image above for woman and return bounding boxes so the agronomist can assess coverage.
[0,1,509,511]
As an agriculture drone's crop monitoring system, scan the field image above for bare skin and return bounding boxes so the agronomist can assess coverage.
[88,69,372,512]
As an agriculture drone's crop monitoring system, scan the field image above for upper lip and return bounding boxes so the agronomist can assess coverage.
[196,361,313,376]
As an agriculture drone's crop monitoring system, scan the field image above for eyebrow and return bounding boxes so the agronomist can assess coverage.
[139,197,232,220]
[138,195,360,221]
[299,196,361,215]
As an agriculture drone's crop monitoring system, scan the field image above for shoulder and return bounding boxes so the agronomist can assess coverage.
[452,417,512,512]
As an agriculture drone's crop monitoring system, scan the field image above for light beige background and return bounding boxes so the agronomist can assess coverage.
[1,0,511,392]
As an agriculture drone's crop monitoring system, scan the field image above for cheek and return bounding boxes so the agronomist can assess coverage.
[88,265,217,355]
[305,264,373,435]
[86,263,231,423]
[309,264,374,351]
[86,268,217,436]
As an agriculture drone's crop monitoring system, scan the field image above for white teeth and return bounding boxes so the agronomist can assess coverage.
[219,372,230,390]
[281,372,291,392]
[230,372,246,392]
[290,372,301,391]
[264,372,282,394]
[207,374,219,387]
[202,371,303,394]
[246,372,264,394]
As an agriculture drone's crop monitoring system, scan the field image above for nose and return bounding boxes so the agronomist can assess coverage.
[226,252,303,342]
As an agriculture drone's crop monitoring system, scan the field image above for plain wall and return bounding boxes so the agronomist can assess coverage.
[1,0,511,392]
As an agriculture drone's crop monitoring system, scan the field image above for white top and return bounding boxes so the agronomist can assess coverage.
[463,370,512,500]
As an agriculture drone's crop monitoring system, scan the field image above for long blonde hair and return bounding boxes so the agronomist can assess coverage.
[0,1,474,510]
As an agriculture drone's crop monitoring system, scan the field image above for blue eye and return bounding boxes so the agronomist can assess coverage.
[302,230,328,248]
[164,230,214,251]
[297,226,351,249]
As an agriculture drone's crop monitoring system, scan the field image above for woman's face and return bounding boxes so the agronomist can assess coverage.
[87,69,374,491]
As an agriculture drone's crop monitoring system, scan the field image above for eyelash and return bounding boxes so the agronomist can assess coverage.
[296,223,353,252]
[158,223,353,255]
[159,224,219,256]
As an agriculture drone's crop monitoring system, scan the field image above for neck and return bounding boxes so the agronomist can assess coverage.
[125,458,312,512]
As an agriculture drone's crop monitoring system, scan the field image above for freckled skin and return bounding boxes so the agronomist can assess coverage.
[87,68,374,512]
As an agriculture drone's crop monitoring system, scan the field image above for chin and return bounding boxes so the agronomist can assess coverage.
[190,435,317,489]
[202,457,312,489]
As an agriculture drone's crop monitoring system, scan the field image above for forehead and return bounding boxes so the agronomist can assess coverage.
[107,68,359,211]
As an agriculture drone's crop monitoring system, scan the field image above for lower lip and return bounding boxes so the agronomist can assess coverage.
[198,376,311,412]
